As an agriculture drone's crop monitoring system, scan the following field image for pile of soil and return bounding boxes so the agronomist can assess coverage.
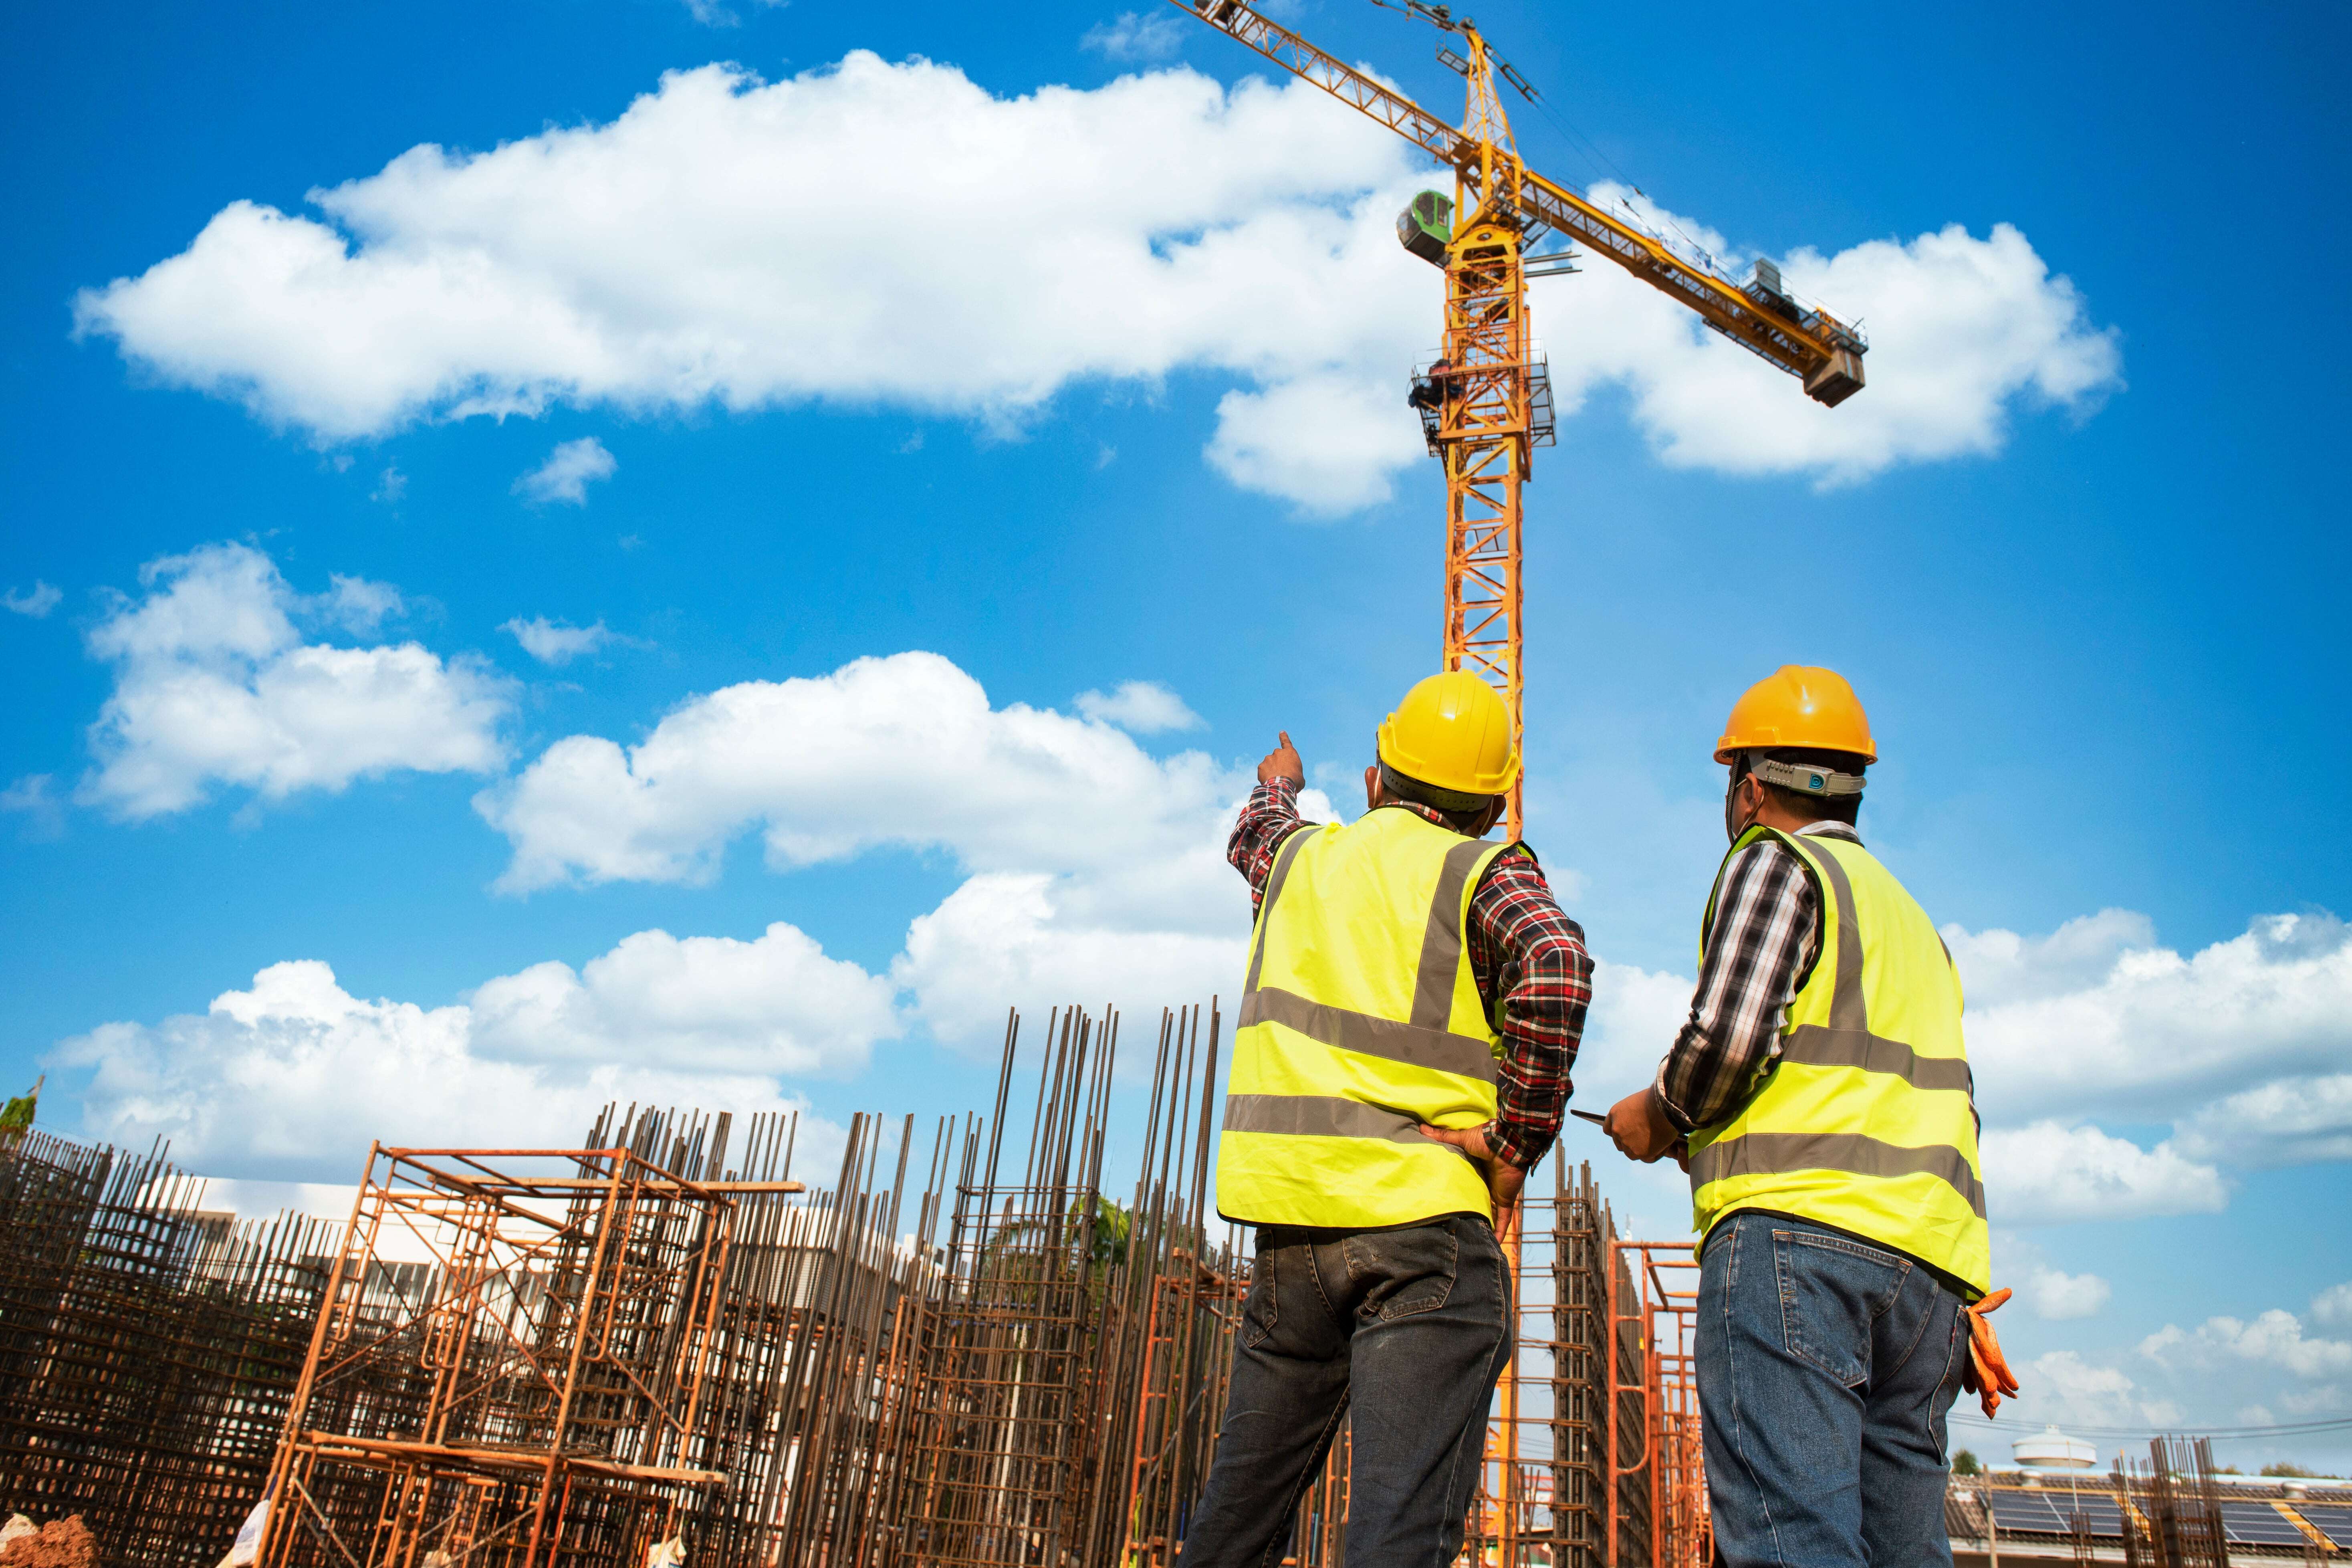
[0,1517,97,1568]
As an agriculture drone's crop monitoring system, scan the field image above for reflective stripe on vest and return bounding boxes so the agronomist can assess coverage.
[1688,827,1990,1295]
[1216,808,1508,1229]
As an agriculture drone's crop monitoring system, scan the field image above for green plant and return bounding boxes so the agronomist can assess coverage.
[1951,1449,1983,1475]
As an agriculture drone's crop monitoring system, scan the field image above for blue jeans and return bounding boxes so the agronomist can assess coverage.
[1698,1211,1968,1568]
[1180,1214,1513,1568]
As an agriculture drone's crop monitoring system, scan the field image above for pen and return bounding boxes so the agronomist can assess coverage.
[1570,1108,1607,1126]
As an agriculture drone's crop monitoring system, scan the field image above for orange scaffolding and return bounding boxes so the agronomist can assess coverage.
[1606,1241,1709,1568]
[1467,1166,1709,1568]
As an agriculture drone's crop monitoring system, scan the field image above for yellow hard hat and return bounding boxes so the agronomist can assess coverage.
[1378,671,1520,796]
[1715,665,1876,763]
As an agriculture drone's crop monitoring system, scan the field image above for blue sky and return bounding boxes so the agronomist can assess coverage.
[5,0,2349,1468]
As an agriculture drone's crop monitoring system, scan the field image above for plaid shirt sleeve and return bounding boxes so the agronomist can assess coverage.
[1464,849,1591,1173]
[1652,836,1821,1134]
[1228,777,1312,911]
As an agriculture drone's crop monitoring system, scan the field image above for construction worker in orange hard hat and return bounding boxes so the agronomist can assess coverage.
[1183,670,1595,1568]
[1601,666,2014,1568]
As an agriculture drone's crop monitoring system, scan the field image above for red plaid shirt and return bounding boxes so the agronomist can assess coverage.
[1226,779,1590,1171]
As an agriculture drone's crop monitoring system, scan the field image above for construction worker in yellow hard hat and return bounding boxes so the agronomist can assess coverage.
[1602,666,2014,1568]
[1183,670,1594,1568]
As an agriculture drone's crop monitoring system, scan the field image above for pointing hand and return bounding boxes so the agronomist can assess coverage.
[1258,730,1305,788]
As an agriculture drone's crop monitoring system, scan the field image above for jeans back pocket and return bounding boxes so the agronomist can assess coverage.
[1341,1218,1462,1322]
[1242,1246,1280,1348]
[1773,1227,1905,1387]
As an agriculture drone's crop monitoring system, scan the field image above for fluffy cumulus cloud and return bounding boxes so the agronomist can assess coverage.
[514,436,617,505]
[2143,1310,2352,1383]
[77,543,510,819]
[471,650,1331,1040]
[1558,904,2352,1227]
[2001,1350,2181,1433]
[2314,1282,2352,1329]
[58,938,882,1181]
[1977,1122,2222,1225]
[470,923,899,1076]
[2024,1265,2113,1321]
[1548,197,2121,486]
[73,53,2118,511]
[1954,909,2352,1182]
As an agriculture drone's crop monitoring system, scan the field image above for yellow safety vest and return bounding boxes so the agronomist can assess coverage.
[1217,807,1509,1228]
[1687,826,1990,1296]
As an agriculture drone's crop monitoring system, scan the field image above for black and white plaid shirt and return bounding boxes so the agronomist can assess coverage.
[1652,821,1859,1134]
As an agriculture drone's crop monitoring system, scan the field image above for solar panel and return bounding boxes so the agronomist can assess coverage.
[1987,1491,2071,1534]
[2219,1502,2311,1547]
[2294,1502,2352,1548]
[2067,1496,2125,1533]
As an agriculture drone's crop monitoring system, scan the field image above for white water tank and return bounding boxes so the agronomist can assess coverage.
[2013,1426,2097,1469]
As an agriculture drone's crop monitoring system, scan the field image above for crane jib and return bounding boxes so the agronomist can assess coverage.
[1171,0,1867,407]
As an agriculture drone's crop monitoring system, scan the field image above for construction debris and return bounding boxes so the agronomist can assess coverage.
[0,1515,98,1568]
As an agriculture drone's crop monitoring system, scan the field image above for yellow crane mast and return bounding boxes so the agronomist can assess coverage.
[1172,0,1868,841]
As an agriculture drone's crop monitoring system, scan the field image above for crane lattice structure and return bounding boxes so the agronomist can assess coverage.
[1172,0,1869,839]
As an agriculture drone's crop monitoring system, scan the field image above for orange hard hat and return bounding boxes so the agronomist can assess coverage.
[1715,666,1876,764]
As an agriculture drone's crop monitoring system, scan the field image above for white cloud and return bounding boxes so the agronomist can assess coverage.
[1081,11,1187,62]
[474,650,1238,892]
[1957,910,2352,1139]
[2313,1283,2352,1328]
[2175,1072,2352,1167]
[470,923,900,1077]
[2008,1350,2180,1433]
[1531,904,2351,1226]
[1979,1121,2223,1225]
[2142,1311,2352,1381]
[57,943,875,1181]
[681,0,785,26]
[319,572,403,633]
[514,436,617,505]
[5,581,62,617]
[1552,202,2122,487]
[1075,679,1202,733]
[73,54,2117,511]
[1945,907,2158,1008]
[1205,370,1425,514]
[468,650,1346,1041]
[2025,1265,2112,1321]
[892,872,1242,1044]
[75,543,509,819]
[502,616,615,666]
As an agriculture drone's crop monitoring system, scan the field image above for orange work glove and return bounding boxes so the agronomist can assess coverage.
[1961,1287,2021,1419]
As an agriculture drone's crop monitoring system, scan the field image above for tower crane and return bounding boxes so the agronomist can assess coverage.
[1172,0,1869,841]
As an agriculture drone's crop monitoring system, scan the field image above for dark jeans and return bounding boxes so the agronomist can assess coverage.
[1180,1213,1512,1568]
[1697,1211,1969,1568]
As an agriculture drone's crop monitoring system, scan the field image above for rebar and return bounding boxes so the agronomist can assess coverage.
[0,1126,338,1567]
[3,1003,1695,1568]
